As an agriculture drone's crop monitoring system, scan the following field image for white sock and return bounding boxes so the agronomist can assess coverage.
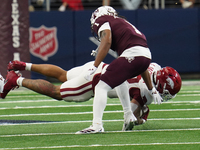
[115,81,132,115]
[25,63,32,71]
[16,77,25,86]
[92,80,111,127]
[131,102,138,113]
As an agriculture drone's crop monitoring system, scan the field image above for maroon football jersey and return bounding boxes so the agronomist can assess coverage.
[93,15,148,56]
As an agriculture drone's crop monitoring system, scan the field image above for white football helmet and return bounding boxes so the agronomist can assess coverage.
[90,6,118,28]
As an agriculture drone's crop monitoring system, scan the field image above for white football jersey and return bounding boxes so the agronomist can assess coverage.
[59,61,161,105]
[60,61,106,102]
[127,63,161,105]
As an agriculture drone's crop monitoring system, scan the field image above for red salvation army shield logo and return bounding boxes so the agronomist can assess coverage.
[29,25,58,61]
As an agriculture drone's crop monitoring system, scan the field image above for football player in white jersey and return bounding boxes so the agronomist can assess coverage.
[1,60,181,128]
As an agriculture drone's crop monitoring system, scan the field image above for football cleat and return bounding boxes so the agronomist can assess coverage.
[141,105,150,121]
[7,60,26,71]
[122,111,137,131]
[135,119,146,126]
[1,71,21,99]
[75,125,104,134]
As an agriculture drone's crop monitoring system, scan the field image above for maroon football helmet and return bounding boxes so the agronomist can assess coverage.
[153,67,182,101]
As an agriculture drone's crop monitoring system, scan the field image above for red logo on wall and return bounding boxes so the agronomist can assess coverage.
[29,25,58,61]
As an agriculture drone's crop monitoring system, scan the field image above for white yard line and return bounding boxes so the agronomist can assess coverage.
[178,94,200,96]
[0,100,200,109]
[0,102,200,110]
[182,81,200,86]
[0,104,120,109]
[0,128,200,137]
[0,108,200,117]
[1,138,200,150]
[0,99,200,106]
[1,142,200,149]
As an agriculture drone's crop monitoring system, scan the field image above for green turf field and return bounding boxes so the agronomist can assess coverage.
[0,81,200,149]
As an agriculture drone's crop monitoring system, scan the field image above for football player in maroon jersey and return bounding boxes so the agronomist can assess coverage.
[77,6,162,134]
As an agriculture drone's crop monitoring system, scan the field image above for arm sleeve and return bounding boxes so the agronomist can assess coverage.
[98,22,111,37]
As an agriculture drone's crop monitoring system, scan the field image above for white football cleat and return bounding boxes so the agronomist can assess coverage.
[0,74,5,94]
[75,125,104,134]
[122,111,137,131]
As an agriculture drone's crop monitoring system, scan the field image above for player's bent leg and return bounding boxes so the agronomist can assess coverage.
[131,100,146,125]
[8,60,67,82]
[31,64,67,82]
[115,81,137,131]
[140,105,150,121]
[76,80,110,134]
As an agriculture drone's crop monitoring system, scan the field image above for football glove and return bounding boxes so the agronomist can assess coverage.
[149,87,163,105]
[91,50,97,56]
[84,65,97,81]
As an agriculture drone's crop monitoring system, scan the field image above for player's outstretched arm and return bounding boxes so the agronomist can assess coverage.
[94,29,111,67]
[141,70,153,90]
[22,78,62,100]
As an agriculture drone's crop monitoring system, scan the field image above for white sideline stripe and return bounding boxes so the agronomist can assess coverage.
[1,142,200,149]
[0,118,200,126]
[0,108,200,117]
[1,128,200,137]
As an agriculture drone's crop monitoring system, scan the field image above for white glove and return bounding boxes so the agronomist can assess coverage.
[149,87,163,105]
[91,50,97,56]
[84,65,97,81]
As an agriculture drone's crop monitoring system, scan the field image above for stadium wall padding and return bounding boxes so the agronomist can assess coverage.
[0,0,30,78]
[29,8,200,79]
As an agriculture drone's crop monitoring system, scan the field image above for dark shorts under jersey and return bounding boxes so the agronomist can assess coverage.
[100,56,151,89]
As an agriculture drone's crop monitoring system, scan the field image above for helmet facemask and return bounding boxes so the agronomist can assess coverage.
[160,83,176,101]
